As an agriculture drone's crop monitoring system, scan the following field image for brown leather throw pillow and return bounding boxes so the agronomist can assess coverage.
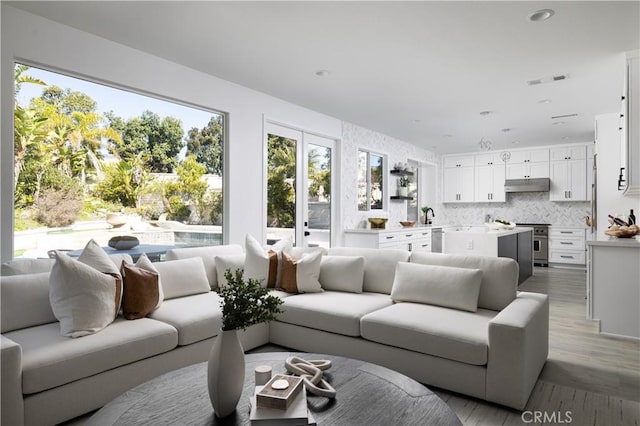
[120,262,160,320]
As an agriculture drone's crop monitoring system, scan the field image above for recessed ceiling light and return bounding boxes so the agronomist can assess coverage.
[511,141,520,145]
[443,134,453,138]
[413,119,421,123]
[501,128,512,133]
[479,111,492,116]
[561,136,570,140]
[314,70,330,77]
[538,99,552,104]
[553,121,565,126]
[527,9,555,22]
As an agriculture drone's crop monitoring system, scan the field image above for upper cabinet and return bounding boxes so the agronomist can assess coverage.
[443,155,474,203]
[505,148,550,179]
[549,146,587,201]
[474,153,506,202]
[550,146,586,161]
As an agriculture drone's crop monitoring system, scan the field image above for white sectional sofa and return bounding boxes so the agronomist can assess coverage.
[1,244,548,425]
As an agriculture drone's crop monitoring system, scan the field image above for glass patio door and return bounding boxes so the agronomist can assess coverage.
[265,123,334,248]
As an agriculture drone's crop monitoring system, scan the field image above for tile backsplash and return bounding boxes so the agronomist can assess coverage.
[437,192,591,227]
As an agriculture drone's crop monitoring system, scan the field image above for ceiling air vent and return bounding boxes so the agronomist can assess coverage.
[526,74,570,86]
[551,113,578,119]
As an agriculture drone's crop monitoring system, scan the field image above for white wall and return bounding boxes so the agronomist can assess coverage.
[339,122,438,239]
[1,5,345,261]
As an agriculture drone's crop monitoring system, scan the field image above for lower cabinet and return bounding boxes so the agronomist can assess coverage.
[549,227,587,265]
[344,228,435,252]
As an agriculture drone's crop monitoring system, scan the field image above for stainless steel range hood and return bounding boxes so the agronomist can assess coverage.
[504,178,550,192]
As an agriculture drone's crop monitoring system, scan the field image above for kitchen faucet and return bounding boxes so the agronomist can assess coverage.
[424,207,435,225]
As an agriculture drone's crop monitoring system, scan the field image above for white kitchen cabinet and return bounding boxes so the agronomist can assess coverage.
[508,148,549,164]
[550,146,586,161]
[549,227,587,265]
[506,162,550,179]
[623,50,640,196]
[475,164,506,202]
[550,159,587,201]
[443,165,474,203]
[474,153,501,166]
[344,228,434,251]
[443,155,474,168]
[505,148,549,179]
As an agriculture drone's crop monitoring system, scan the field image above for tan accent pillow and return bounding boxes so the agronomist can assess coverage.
[244,234,292,288]
[280,251,323,294]
[134,253,163,309]
[120,261,160,320]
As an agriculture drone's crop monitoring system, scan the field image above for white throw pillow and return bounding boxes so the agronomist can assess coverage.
[134,253,163,309]
[280,251,323,293]
[391,262,482,312]
[215,254,246,287]
[153,257,210,300]
[244,234,292,288]
[319,256,365,293]
[49,252,120,337]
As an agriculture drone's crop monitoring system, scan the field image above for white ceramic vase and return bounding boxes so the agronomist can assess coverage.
[207,329,245,418]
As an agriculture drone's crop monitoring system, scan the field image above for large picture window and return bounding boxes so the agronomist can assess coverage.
[358,150,384,210]
[13,64,224,258]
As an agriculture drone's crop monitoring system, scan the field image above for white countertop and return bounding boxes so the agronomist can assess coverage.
[587,235,640,248]
[344,225,442,234]
[445,227,533,237]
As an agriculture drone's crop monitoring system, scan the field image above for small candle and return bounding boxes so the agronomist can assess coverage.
[255,365,272,386]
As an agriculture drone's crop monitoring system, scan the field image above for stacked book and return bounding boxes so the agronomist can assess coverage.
[250,375,316,425]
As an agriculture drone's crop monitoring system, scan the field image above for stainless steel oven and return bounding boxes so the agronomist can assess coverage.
[516,223,549,267]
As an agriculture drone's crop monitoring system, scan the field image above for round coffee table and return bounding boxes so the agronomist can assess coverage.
[88,352,461,425]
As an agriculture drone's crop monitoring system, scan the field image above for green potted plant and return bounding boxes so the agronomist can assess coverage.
[398,176,410,197]
[207,269,284,418]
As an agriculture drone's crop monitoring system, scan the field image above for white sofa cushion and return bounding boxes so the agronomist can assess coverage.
[149,292,223,346]
[391,262,482,312]
[244,234,291,288]
[327,247,410,294]
[276,291,393,336]
[215,254,246,287]
[280,251,323,293]
[4,318,177,394]
[49,251,121,338]
[410,252,518,311]
[153,257,210,300]
[1,258,55,276]
[361,303,497,365]
[164,244,244,289]
[319,256,365,293]
[1,273,56,333]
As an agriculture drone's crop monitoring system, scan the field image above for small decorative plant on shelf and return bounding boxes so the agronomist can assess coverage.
[397,176,410,197]
[208,269,284,418]
[218,269,284,331]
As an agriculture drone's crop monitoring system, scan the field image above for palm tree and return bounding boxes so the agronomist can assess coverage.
[13,66,47,191]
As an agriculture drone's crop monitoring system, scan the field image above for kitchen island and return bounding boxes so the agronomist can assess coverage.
[587,236,640,339]
[343,226,442,252]
[443,226,533,284]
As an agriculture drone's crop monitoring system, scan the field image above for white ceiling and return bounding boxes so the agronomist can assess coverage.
[9,1,640,154]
